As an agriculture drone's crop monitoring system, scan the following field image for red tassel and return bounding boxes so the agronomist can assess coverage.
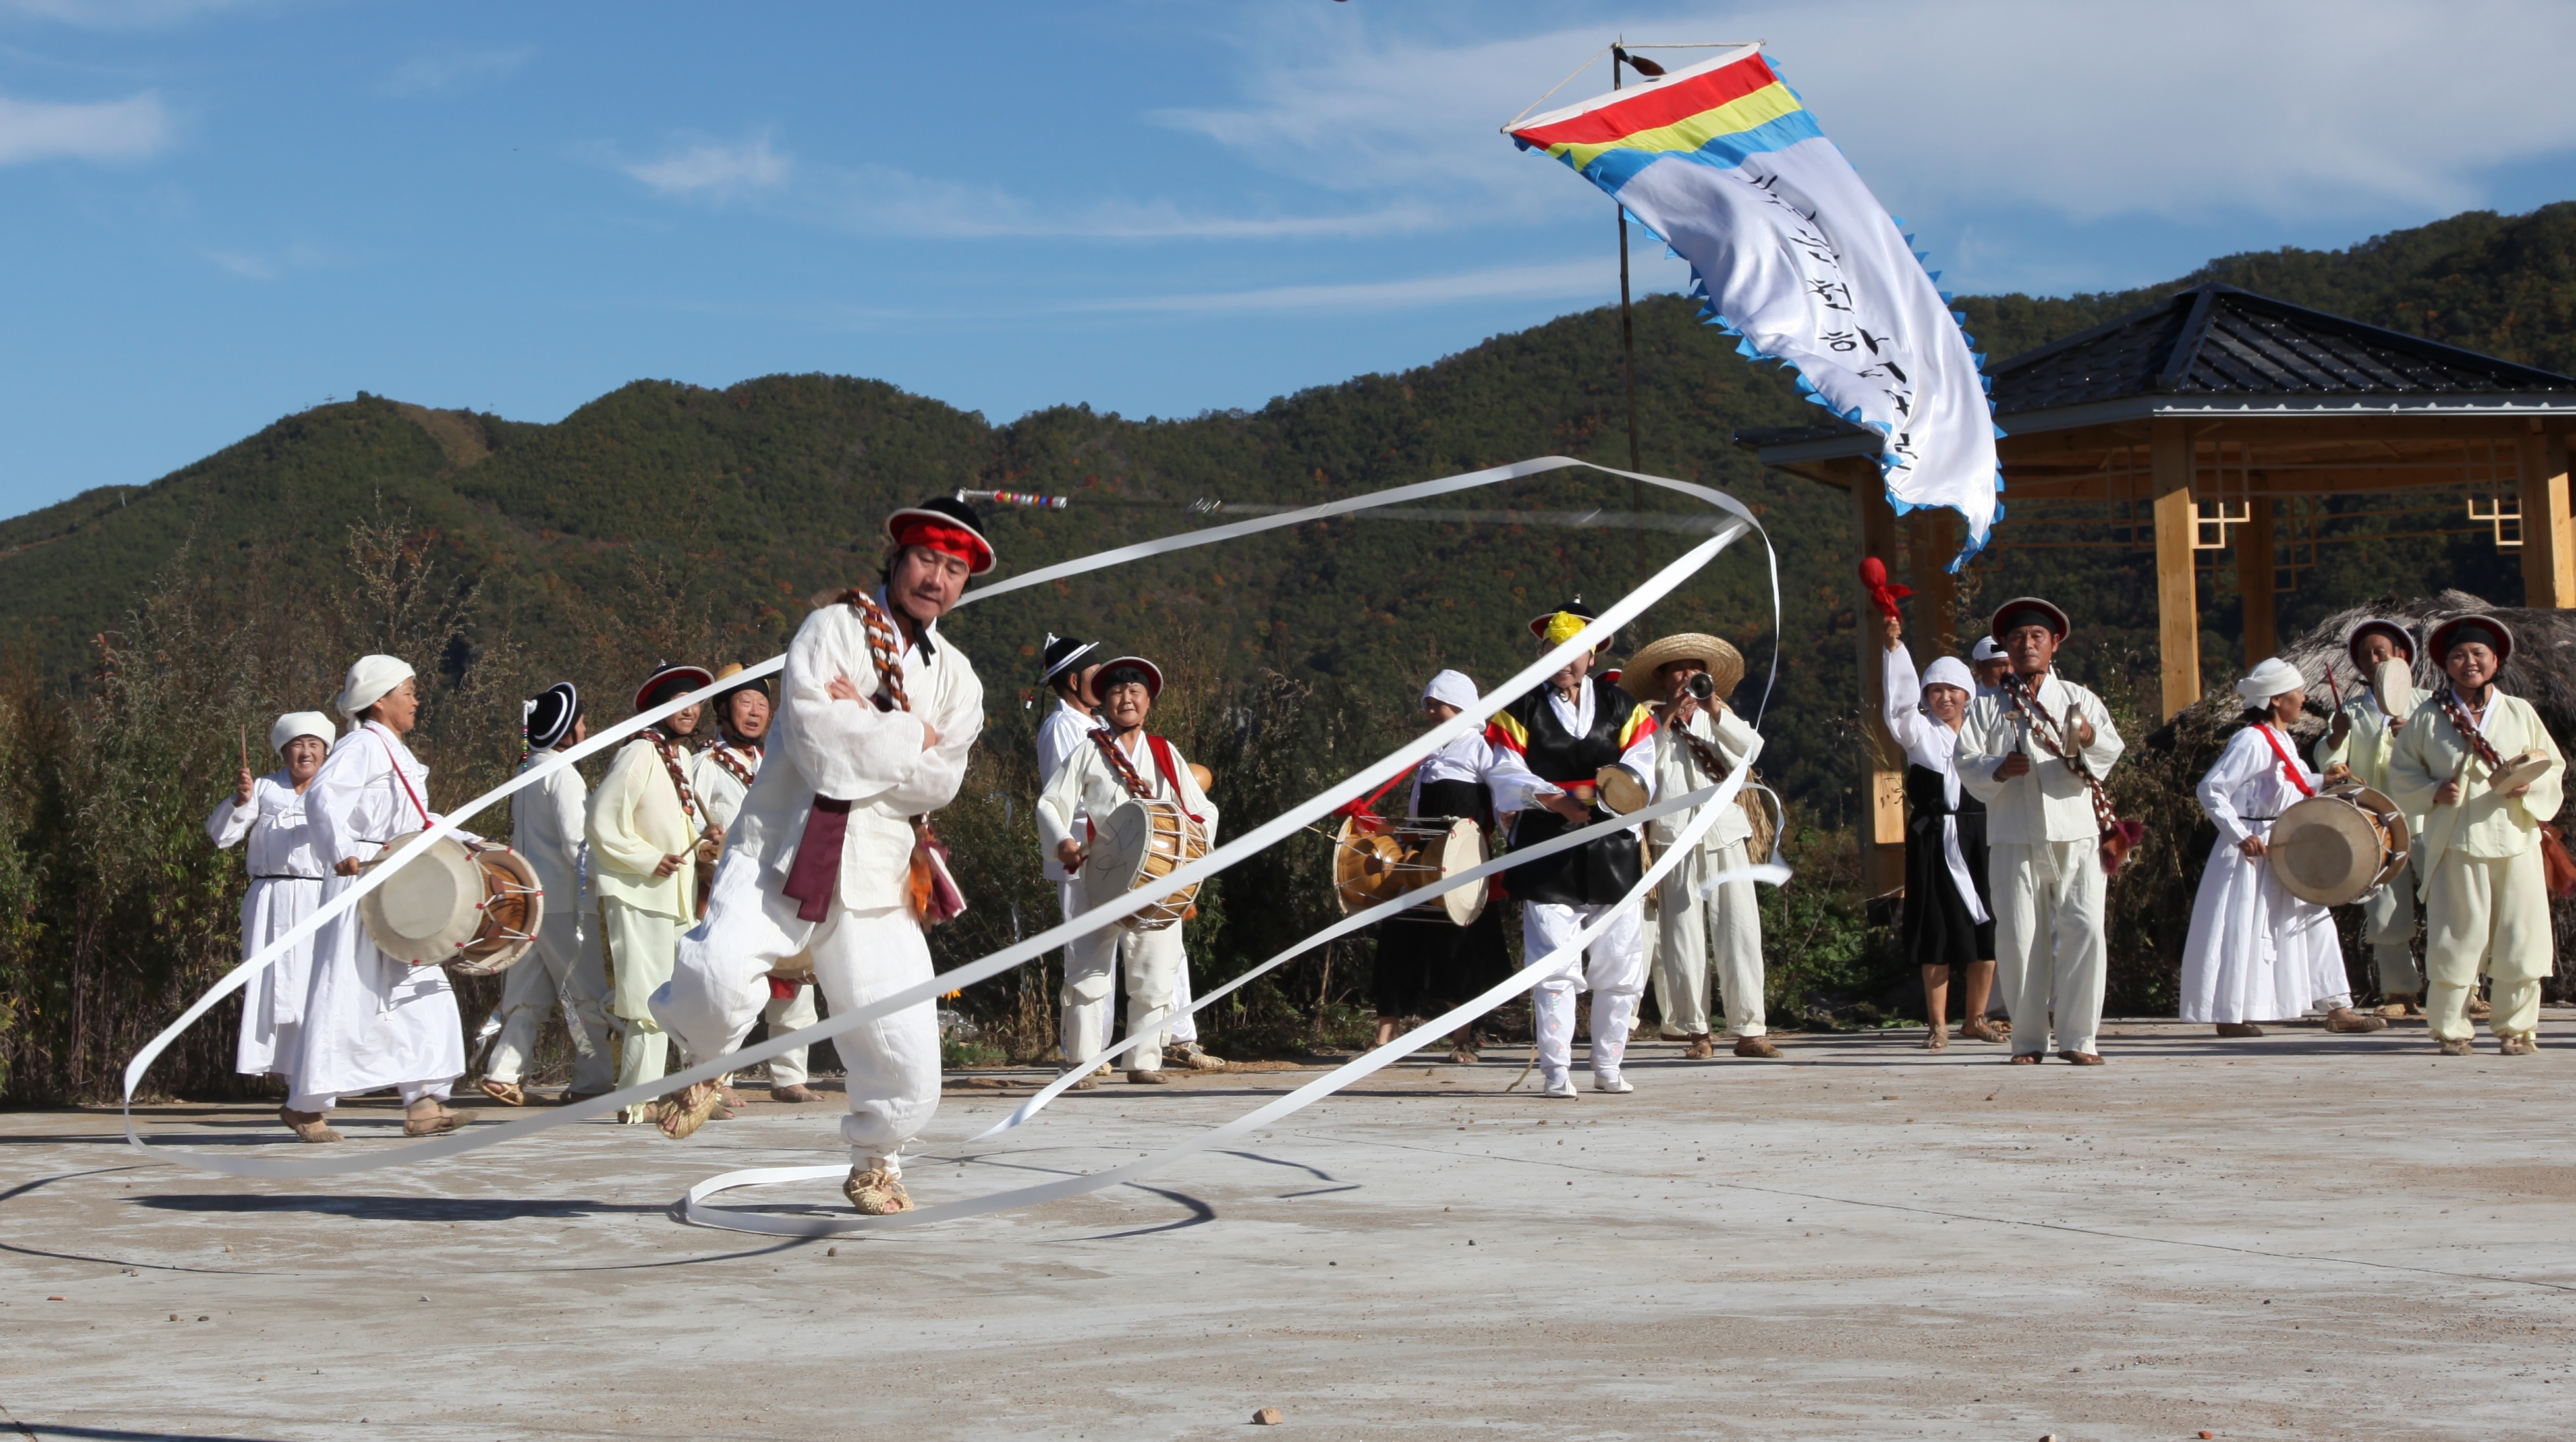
[1857,556,1913,620]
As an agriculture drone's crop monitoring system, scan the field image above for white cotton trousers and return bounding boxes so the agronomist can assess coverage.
[762,982,819,1088]
[1652,839,1766,1038]
[1990,839,2108,1058]
[2422,848,2550,1042]
[485,900,615,1094]
[655,854,939,1173]
[1523,901,1645,1084]
[602,900,682,1094]
[1065,920,1185,1073]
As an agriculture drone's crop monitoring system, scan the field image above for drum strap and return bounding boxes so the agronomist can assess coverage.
[370,729,433,829]
[2254,725,2315,798]
[1088,729,1206,825]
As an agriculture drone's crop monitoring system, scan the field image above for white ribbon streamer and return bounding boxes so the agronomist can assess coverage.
[121,457,1782,1207]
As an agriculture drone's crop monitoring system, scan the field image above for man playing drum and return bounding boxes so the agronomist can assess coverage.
[207,711,333,1080]
[1629,631,1773,1060]
[2178,658,2389,1038]
[2313,619,2426,1016]
[2387,615,2566,1057]
[284,657,476,1142]
[482,682,616,1107]
[1956,598,2125,1065]
[652,497,990,1215]
[1366,670,1509,1062]
[1039,652,1221,1086]
[688,663,824,1103]
[589,662,715,1121]
[1482,599,1659,1097]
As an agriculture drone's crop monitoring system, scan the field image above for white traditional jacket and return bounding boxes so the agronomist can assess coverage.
[1955,671,2125,846]
[1648,704,1756,852]
[2312,675,2417,796]
[2386,688,2565,860]
[1035,698,1100,883]
[511,752,588,912]
[725,591,984,915]
[1038,728,1221,869]
[688,741,762,834]
[206,774,327,879]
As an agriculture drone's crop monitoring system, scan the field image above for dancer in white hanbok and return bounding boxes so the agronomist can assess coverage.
[688,665,824,1103]
[480,682,615,1107]
[2177,658,2388,1037]
[283,658,475,1142]
[206,711,333,1078]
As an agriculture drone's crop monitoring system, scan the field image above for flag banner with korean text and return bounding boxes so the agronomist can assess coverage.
[1511,45,2000,565]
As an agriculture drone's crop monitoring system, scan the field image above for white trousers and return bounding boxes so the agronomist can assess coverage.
[486,900,615,1094]
[1066,920,1185,1072]
[1651,840,1766,1038]
[655,852,938,1172]
[2364,859,2424,998]
[762,983,819,1088]
[1990,839,2108,1058]
[1524,901,1645,1082]
[2423,847,2550,1042]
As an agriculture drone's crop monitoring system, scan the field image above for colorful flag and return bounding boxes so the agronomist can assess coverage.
[1511,47,2000,564]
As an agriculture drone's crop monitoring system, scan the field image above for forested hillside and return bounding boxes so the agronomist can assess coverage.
[1,202,2569,1100]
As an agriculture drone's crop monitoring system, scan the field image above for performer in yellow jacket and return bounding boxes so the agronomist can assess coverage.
[588,662,714,1116]
[2387,615,2565,1056]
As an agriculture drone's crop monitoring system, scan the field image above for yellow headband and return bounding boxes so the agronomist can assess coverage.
[1543,611,1589,648]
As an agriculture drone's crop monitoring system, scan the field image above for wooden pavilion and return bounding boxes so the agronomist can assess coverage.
[1735,283,2576,892]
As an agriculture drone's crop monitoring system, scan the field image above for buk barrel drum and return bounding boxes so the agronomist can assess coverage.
[1084,797,1211,932]
[1331,816,1488,926]
[2268,783,2411,906]
[358,831,545,975]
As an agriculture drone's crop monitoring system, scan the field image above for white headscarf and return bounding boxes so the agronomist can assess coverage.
[268,711,335,755]
[335,655,416,721]
[1922,657,1974,696]
[2235,656,2306,707]
[1422,669,1479,712]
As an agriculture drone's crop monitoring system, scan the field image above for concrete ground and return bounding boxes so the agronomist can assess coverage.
[5,1014,2574,1442]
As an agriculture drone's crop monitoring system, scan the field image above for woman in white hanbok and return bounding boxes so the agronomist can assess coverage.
[281,657,476,1142]
[205,712,334,1077]
[2178,658,2389,1038]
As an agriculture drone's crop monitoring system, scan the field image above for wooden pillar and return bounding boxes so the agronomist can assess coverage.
[1851,471,1905,897]
[2519,429,2574,609]
[2150,419,2202,719]
[2241,494,2277,664]
[1907,508,1960,663]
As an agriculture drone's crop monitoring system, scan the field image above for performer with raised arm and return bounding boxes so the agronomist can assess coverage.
[1367,669,1509,1063]
[2179,659,2390,1039]
[1956,598,2125,1066]
[687,663,822,1103]
[588,661,715,1121]
[652,498,989,1215]
[1038,652,1221,1087]
[1627,631,1774,1060]
[482,683,616,1107]
[2386,615,2566,1057]
[207,711,333,1080]
[283,658,476,1142]
[2314,620,2426,1016]
[1876,614,2002,1049]
[1483,599,1658,1097]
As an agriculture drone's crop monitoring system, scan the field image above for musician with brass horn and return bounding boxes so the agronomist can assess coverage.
[690,663,824,1103]
[652,497,992,1217]
[1038,652,1220,1087]
[2178,658,2390,1039]
[1360,670,1510,1062]
[1481,599,1659,1098]
[479,682,617,1108]
[588,661,716,1123]
[2387,615,2566,1057]
[282,656,477,1142]
[2312,619,2426,1016]
[1627,630,1774,1061]
[1955,597,2126,1066]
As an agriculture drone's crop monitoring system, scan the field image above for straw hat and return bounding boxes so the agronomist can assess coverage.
[1619,632,1743,704]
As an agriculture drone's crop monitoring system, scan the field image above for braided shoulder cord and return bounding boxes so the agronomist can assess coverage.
[1089,728,1158,801]
[2437,688,2506,770]
[708,744,758,789]
[2002,673,2121,834]
[649,734,703,825]
[1665,711,1734,780]
[839,588,911,715]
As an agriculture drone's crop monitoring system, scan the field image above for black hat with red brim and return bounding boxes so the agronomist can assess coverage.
[1989,596,2070,643]
[2427,615,2513,668]
[1092,655,1163,700]
[883,495,996,576]
[635,663,715,713]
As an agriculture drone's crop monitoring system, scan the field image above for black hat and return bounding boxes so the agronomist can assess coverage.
[634,661,714,713]
[1039,633,1100,686]
[524,682,580,750]
[1989,596,2070,642]
[2344,619,2416,673]
[1527,596,1600,641]
[1092,654,1163,700]
[883,495,996,575]
[2428,615,2513,667]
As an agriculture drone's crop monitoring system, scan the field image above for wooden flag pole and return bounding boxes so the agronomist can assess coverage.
[1613,42,1646,593]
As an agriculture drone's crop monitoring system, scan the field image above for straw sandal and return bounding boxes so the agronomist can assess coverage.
[475,1078,526,1107]
[2325,1007,2389,1034]
[656,1080,721,1140]
[1732,1037,1783,1059]
[402,1103,476,1136]
[2437,1037,2475,1056]
[843,1166,913,1215]
[279,1107,342,1144]
[2499,1032,2538,1056]
[1682,1034,1717,1060]
[1959,1018,2005,1043]
[2215,1023,2264,1038]
[1922,1026,1949,1051]
[770,1084,823,1103]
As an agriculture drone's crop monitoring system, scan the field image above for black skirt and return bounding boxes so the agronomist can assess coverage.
[1370,777,1513,1019]
[1900,763,1996,969]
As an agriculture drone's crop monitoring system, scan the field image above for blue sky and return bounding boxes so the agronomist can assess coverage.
[3,0,2572,516]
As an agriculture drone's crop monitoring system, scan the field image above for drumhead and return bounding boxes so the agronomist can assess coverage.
[2269,794,2383,906]
[360,831,484,964]
[2372,656,2416,721]
[1595,765,1648,816]
[1082,799,1156,916]
[1438,818,1488,926]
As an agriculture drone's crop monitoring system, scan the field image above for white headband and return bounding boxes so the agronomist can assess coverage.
[1922,657,1974,695]
[268,711,335,755]
[2235,656,2306,706]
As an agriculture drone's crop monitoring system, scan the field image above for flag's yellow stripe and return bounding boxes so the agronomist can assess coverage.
[1546,82,1805,175]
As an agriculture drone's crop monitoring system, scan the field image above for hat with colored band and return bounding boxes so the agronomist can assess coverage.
[883,495,996,576]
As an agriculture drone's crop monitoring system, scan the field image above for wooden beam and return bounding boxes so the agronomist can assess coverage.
[2151,419,2202,719]
[1851,476,1906,898]
[1909,508,1960,661]
[2520,429,2575,608]
[2241,496,2277,665]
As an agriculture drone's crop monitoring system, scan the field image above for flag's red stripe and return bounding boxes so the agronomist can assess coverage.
[1511,53,1779,148]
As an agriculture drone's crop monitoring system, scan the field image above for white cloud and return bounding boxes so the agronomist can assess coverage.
[204,241,334,280]
[621,133,792,203]
[1064,259,1646,316]
[379,46,532,98]
[0,87,167,165]
[801,161,1440,240]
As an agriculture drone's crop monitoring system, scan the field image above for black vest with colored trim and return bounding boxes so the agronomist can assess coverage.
[1498,676,1646,906]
